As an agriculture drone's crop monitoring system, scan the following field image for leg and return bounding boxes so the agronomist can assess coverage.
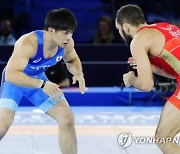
[0,108,15,140]
[0,70,21,141]
[155,101,180,154]
[47,99,77,154]
[28,82,77,154]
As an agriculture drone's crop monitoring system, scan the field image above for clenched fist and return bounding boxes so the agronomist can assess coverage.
[123,71,135,87]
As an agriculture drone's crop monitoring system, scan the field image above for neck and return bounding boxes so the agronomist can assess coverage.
[131,23,148,37]
[43,31,58,51]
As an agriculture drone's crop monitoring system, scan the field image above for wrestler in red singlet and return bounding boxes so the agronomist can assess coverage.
[138,22,180,109]
[116,5,180,153]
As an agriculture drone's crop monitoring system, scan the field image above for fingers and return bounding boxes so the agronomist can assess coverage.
[55,88,63,102]
[42,82,64,103]
[79,79,86,94]
[128,57,133,60]
[123,77,131,87]
[128,60,136,65]
[128,57,137,69]
[128,57,134,63]
[123,79,130,87]
[72,76,77,84]
[129,71,135,75]
[133,66,137,69]
[72,75,86,94]
[51,87,63,103]
[123,71,134,87]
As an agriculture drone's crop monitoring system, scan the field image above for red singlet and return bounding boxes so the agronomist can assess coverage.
[138,22,180,109]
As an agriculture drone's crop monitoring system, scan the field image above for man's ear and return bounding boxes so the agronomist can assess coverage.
[47,27,55,34]
[122,23,130,34]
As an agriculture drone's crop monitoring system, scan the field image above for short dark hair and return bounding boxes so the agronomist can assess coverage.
[44,8,77,31]
[116,4,146,26]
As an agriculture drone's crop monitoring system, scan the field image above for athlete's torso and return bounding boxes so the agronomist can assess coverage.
[138,22,180,78]
[23,30,64,76]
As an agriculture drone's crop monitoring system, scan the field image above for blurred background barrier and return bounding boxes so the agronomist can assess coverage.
[0,45,174,106]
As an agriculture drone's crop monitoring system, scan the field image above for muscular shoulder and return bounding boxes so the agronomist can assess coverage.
[131,28,165,53]
[13,32,38,58]
[137,27,164,39]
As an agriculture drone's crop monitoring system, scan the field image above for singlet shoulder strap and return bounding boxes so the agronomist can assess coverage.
[29,30,44,61]
[34,30,43,44]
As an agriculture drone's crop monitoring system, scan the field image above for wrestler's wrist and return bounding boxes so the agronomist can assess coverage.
[40,80,46,89]
[38,80,45,89]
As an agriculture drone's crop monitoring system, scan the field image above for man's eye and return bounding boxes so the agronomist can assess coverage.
[65,31,71,35]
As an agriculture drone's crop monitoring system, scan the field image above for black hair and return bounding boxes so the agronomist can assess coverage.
[44,8,77,31]
[116,4,146,26]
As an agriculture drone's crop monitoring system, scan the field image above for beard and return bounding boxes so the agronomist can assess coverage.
[121,28,133,46]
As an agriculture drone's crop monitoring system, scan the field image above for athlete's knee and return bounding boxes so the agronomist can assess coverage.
[58,111,75,127]
[155,131,165,149]
[0,120,13,140]
[0,108,14,132]
[155,128,173,148]
[155,129,164,139]
[0,123,10,136]
[155,125,176,139]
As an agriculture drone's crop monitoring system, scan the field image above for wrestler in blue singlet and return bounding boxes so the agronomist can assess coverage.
[0,30,65,112]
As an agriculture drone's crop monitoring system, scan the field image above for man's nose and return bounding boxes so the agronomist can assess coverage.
[67,33,72,40]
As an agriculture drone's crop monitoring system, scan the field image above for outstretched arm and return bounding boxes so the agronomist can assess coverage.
[63,39,86,94]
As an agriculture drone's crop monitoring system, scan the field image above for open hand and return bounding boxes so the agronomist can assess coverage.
[72,73,86,94]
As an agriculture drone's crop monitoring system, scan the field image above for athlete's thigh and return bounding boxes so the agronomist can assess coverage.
[0,81,23,111]
[46,99,73,124]
[24,73,71,117]
[156,82,180,136]
[0,67,23,111]
[22,72,49,108]
[156,101,180,138]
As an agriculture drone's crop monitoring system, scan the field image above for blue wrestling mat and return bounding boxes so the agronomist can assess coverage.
[20,87,170,107]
